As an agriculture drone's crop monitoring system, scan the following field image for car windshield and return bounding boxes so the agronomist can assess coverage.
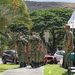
[13,50,17,54]
[5,50,18,56]
[56,50,65,55]
[12,50,18,56]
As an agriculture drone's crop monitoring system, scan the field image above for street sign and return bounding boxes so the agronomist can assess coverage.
[44,31,49,43]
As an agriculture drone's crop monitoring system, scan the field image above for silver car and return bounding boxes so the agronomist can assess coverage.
[54,50,65,62]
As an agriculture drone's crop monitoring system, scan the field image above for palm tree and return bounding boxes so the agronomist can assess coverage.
[12,0,33,32]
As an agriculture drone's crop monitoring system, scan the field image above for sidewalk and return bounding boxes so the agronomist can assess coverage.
[0,58,2,64]
[0,66,44,75]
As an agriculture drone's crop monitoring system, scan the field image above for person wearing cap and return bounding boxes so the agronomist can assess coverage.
[36,33,44,67]
[30,32,42,68]
[16,33,28,68]
[63,24,74,68]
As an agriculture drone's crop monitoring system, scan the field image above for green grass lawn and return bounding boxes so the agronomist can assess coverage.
[0,64,75,75]
[44,64,75,75]
[0,64,19,73]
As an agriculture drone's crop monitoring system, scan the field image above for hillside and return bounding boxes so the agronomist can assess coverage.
[25,1,75,11]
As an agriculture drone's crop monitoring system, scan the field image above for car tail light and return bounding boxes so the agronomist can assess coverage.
[47,57,53,59]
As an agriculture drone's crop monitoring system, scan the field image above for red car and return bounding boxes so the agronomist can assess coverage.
[44,54,57,64]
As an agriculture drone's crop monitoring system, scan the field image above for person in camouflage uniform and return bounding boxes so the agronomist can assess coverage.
[16,33,28,68]
[30,32,42,68]
[36,33,45,66]
[40,43,47,65]
[63,24,73,68]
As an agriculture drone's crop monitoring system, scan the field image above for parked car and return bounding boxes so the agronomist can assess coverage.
[2,50,18,64]
[54,50,65,62]
[44,54,57,64]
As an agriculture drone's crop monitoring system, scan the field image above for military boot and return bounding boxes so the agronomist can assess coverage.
[23,62,26,67]
[19,62,24,68]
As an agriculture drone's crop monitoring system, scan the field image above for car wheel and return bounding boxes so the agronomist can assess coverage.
[54,58,57,64]
[13,59,18,64]
[2,58,6,64]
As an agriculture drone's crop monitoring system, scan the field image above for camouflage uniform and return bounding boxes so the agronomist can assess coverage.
[36,39,44,66]
[30,33,42,67]
[16,37,28,67]
[39,41,46,66]
[64,30,73,67]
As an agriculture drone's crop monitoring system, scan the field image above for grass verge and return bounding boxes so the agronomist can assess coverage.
[0,64,19,73]
[44,64,67,75]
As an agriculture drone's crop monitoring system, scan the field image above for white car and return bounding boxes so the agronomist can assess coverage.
[54,50,65,62]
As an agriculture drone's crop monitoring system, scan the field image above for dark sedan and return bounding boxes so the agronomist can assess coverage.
[2,50,18,64]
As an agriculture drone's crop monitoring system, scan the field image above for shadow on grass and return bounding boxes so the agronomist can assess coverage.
[6,63,19,65]
[62,71,73,75]
[0,68,7,72]
[62,72,68,75]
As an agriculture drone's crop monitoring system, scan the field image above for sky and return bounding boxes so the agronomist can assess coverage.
[25,0,75,3]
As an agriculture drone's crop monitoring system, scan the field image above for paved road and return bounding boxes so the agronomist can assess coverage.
[0,58,2,64]
[0,66,44,75]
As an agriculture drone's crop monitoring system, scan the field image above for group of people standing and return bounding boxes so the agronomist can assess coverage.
[16,32,46,68]
[16,24,74,69]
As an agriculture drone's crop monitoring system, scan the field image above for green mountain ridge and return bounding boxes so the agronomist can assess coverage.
[25,1,75,11]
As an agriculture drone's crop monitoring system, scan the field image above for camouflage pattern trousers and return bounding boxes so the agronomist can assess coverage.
[30,50,44,63]
[17,50,28,63]
[65,52,73,67]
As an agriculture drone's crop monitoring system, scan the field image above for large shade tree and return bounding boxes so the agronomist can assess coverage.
[30,8,73,54]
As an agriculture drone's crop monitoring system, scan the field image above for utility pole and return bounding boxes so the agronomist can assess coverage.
[44,31,49,52]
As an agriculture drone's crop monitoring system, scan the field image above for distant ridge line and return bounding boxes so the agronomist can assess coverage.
[25,1,75,11]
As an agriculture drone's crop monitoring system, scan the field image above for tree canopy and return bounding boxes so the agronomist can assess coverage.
[30,8,73,53]
[0,0,73,53]
[0,0,32,50]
